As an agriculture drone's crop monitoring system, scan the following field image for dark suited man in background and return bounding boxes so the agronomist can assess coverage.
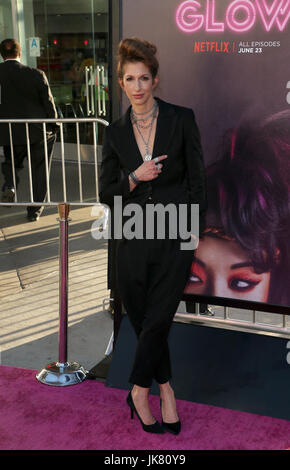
[0,38,57,221]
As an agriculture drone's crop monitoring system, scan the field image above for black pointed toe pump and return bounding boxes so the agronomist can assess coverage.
[126,391,164,434]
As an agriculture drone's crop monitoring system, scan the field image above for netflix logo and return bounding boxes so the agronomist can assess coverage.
[193,40,235,53]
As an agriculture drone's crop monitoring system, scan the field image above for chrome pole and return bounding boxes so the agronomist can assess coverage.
[25,123,34,202]
[76,122,83,202]
[90,66,95,116]
[42,122,51,202]
[8,123,18,202]
[36,203,87,386]
[85,66,90,116]
[59,123,67,202]
[97,65,102,116]
[93,121,99,202]
[101,66,106,116]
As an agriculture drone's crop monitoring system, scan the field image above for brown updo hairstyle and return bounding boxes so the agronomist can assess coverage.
[117,37,159,81]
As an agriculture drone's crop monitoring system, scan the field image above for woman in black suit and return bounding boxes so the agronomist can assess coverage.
[99,38,206,435]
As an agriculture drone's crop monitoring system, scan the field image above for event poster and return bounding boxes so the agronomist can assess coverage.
[122,0,290,310]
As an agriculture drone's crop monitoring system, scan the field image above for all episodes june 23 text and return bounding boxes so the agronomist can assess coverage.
[193,40,281,54]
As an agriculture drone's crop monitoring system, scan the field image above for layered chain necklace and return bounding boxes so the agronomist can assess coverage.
[131,100,158,161]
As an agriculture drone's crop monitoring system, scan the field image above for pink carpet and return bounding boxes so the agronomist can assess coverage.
[0,365,290,450]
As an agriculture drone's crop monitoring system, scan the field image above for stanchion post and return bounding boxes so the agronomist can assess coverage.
[36,203,87,386]
[58,203,69,365]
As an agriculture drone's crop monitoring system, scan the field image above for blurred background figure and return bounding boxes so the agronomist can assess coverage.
[0,38,57,221]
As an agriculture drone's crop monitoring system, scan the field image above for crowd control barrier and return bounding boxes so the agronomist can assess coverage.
[0,118,108,386]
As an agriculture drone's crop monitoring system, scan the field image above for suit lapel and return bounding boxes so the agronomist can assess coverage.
[114,107,144,168]
[153,97,178,158]
[114,97,178,169]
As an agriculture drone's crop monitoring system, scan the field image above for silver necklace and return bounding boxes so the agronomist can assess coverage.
[131,101,158,161]
[131,103,157,122]
[133,103,156,116]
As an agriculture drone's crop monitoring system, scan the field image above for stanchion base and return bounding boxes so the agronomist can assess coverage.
[36,361,88,386]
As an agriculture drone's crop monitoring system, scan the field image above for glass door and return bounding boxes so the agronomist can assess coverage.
[32,0,110,121]
[26,0,110,162]
[1,0,114,202]
[1,0,112,164]
[0,0,14,44]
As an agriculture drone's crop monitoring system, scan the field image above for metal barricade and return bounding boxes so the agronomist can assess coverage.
[175,306,290,340]
[0,118,109,386]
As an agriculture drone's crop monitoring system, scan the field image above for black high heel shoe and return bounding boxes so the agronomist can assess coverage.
[160,398,181,435]
[126,391,164,434]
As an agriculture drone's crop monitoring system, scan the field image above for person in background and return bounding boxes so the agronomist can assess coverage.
[0,38,57,221]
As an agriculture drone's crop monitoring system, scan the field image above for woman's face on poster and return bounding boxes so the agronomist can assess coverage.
[184,236,271,302]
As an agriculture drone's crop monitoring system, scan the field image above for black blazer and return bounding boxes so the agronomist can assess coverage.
[99,97,207,289]
[0,60,57,145]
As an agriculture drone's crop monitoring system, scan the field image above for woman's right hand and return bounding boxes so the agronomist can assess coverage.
[134,155,168,182]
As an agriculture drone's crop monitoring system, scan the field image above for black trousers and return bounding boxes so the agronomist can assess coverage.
[2,133,56,215]
[116,236,194,388]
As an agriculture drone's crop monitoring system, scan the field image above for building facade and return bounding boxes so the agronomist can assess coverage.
[0,0,121,123]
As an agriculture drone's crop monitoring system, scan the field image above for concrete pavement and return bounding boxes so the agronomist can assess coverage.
[0,158,113,377]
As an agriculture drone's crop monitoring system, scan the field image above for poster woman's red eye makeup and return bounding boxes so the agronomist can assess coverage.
[184,237,271,302]
[227,263,264,293]
[188,260,206,285]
